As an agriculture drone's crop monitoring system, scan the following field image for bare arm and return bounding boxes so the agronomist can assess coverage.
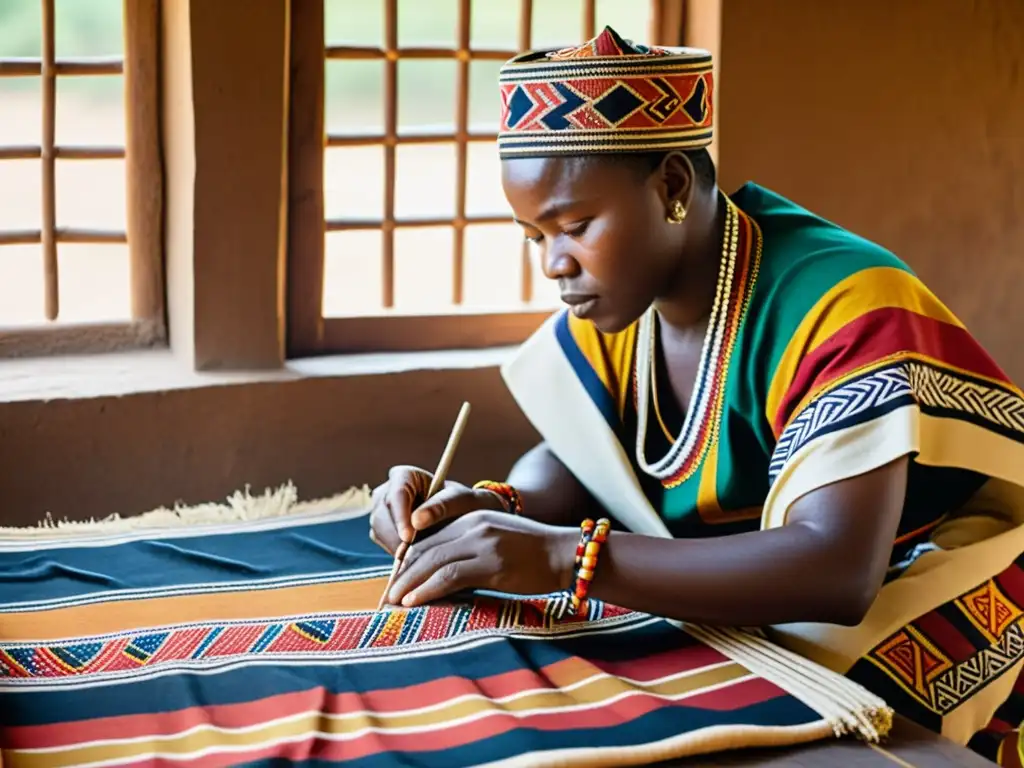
[384,452,909,628]
[505,442,600,527]
[585,457,909,626]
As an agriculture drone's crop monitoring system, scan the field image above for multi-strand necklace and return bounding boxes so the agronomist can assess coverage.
[633,197,756,487]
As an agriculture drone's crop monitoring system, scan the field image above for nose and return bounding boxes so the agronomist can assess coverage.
[540,240,580,281]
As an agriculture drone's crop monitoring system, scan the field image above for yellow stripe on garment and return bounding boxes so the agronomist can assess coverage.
[6,660,750,768]
[696,439,720,518]
[0,577,390,642]
[696,442,761,525]
[765,266,964,428]
[566,313,638,417]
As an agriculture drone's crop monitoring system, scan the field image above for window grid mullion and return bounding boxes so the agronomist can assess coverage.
[41,0,59,320]
[381,0,399,309]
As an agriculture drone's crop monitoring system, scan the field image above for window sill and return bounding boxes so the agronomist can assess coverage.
[0,346,518,404]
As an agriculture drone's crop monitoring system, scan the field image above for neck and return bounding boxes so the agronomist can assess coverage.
[654,185,726,331]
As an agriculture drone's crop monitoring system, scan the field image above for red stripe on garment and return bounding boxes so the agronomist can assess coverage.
[774,307,1011,435]
[590,643,730,682]
[914,610,979,664]
[1000,731,1024,768]
[108,676,784,768]
[3,667,553,750]
[5,646,738,749]
[987,716,1015,736]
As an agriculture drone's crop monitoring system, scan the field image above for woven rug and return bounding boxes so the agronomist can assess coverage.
[0,485,891,767]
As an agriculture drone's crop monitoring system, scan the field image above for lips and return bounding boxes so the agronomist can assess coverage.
[560,293,598,307]
[560,293,600,319]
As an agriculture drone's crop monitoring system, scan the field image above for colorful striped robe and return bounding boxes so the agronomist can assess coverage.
[502,182,1024,761]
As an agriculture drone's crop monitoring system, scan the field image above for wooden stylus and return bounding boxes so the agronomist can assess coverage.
[376,401,471,610]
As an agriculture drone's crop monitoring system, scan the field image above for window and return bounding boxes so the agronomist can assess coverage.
[288,0,666,355]
[0,0,163,357]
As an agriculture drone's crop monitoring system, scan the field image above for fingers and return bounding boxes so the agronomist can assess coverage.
[369,466,504,557]
[388,536,479,607]
[387,512,500,606]
[400,558,487,607]
[384,466,430,544]
[368,483,401,554]
[369,467,427,553]
[411,486,503,532]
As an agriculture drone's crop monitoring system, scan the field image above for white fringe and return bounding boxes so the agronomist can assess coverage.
[682,623,894,743]
[0,482,373,537]
[0,484,894,744]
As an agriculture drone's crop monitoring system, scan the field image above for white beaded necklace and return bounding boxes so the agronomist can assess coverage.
[634,199,740,481]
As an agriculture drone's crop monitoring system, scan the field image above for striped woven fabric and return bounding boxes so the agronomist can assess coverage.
[0,497,841,767]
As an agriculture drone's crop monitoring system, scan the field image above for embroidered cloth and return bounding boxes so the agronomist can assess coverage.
[0,502,862,767]
[498,26,713,158]
[500,181,1024,754]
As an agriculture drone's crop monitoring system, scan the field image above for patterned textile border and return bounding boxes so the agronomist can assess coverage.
[0,503,859,767]
[0,599,641,688]
[848,552,1024,733]
[769,359,1024,483]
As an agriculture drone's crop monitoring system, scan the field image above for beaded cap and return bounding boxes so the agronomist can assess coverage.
[497,26,714,159]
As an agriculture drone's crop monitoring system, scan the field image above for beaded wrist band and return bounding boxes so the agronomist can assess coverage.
[548,517,611,620]
[472,481,523,516]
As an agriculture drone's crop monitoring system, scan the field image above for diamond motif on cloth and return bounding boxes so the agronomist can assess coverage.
[497,25,714,156]
[593,84,644,125]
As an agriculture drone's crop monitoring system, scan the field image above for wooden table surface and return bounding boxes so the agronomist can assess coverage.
[658,716,997,767]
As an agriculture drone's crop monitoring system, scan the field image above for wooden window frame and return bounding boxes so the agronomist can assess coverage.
[287,0,684,357]
[0,0,164,358]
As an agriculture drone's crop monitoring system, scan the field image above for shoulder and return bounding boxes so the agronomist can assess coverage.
[740,183,928,348]
[735,184,972,434]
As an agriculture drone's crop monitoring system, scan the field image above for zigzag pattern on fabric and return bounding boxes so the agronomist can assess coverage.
[768,360,1024,483]
[0,597,636,686]
[931,621,1024,714]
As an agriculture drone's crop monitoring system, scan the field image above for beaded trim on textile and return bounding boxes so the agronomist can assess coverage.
[0,597,633,683]
[497,26,714,158]
[633,200,762,489]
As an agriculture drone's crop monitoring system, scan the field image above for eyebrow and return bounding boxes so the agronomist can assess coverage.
[513,200,583,228]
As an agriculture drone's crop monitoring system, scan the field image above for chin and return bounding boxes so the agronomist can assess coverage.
[591,301,649,335]
[589,312,633,335]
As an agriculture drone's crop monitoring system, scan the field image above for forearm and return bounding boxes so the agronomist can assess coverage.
[506,443,600,528]
[586,525,876,627]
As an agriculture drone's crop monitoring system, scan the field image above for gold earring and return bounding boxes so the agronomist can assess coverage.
[666,200,687,224]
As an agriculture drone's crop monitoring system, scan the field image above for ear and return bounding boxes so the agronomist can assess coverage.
[656,152,697,211]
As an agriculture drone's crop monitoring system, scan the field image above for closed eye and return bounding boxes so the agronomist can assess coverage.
[565,219,591,239]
